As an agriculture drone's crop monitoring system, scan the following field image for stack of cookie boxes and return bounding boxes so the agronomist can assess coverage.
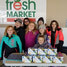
[22,48,63,63]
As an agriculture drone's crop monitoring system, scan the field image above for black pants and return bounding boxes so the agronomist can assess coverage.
[2,43,18,59]
[55,44,63,52]
[5,45,18,58]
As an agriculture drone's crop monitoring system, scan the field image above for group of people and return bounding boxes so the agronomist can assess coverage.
[0,17,64,60]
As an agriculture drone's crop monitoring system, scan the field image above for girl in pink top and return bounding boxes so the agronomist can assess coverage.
[25,22,38,51]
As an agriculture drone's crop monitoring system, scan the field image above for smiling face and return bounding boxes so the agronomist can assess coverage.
[38,20,43,26]
[39,28,45,35]
[52,22,57,29]
[28,23,35,31]
[38,37,44,45]
[24,19,30,25]
[15,21,21,28]
[7,27,14,36]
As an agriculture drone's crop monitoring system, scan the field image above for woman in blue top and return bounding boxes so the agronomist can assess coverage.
[0,25,22,60]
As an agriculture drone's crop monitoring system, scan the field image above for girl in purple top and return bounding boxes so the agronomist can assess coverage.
[25,22,38,51]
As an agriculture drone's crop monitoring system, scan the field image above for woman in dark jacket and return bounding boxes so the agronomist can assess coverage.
[14,18,25,52]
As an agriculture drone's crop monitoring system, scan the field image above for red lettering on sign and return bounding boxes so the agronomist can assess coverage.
[13,2,22,10]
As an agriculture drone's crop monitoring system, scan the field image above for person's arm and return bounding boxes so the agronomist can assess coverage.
[59,30,64,45]
[0,37,4,59]
[35,34,39,44]
[16,36,22,53]
[46,35,51,48]
[34,44,38,48]
[58,30,64,51]
[19,29,25,46]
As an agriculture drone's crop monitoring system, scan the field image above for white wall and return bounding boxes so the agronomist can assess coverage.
[63,28,67,47]
[0,27,5,42]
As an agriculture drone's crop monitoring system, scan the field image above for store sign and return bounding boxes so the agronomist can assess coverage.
[0,0,46,23]
[6,0,36,18]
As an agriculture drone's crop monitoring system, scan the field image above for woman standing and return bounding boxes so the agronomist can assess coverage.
[23,18,30,30]
[46,20,64,52]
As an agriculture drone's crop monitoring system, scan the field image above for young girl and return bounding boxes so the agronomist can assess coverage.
[46,20,64,53]
[25,22,38,51]
[0,26,22,59]
[37,17,44,29]
[36,24,51,47]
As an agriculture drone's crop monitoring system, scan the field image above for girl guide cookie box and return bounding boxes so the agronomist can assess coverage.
[33,56,42,63]
[42,56,52,63]
[47,48,57,55]
[28,48,57,56]
[37,48,57,55]
[52,56,64,63]
[38,48,47,55]
[22,56,32,63]
[42,55,63,63]
[28,48,38,55]
[33,56,52,63]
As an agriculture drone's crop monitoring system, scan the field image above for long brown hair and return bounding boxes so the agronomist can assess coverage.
[25,22,37,34]
[50,20,59,30]
[4,25,16,36]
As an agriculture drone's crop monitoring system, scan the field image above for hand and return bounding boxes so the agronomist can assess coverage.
[48,36,51,39]
[0,58,2,60]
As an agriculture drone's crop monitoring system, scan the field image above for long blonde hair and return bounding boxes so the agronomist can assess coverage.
[4,25,16,36]
[25,22,37,34]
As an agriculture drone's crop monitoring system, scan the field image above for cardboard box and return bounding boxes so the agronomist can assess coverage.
[38,48,47,55]
[22,56,32,63]
[47,49,57,55]
[58,57,64,63]
[38,48,57,55]
[28,48,38,55]
[52,56,63,63]
[42,55,63,63]
[33,56,42,63]
[42,56,52,63]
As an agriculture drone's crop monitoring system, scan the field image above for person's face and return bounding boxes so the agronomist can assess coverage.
[38,21,43,26]
[7,27,14,36]
[28,23,35,31]
[15,21,21,28]
[38,37,44,45]
[24,19,29,25]
[39,28,45,34]
[52,22,56,29]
